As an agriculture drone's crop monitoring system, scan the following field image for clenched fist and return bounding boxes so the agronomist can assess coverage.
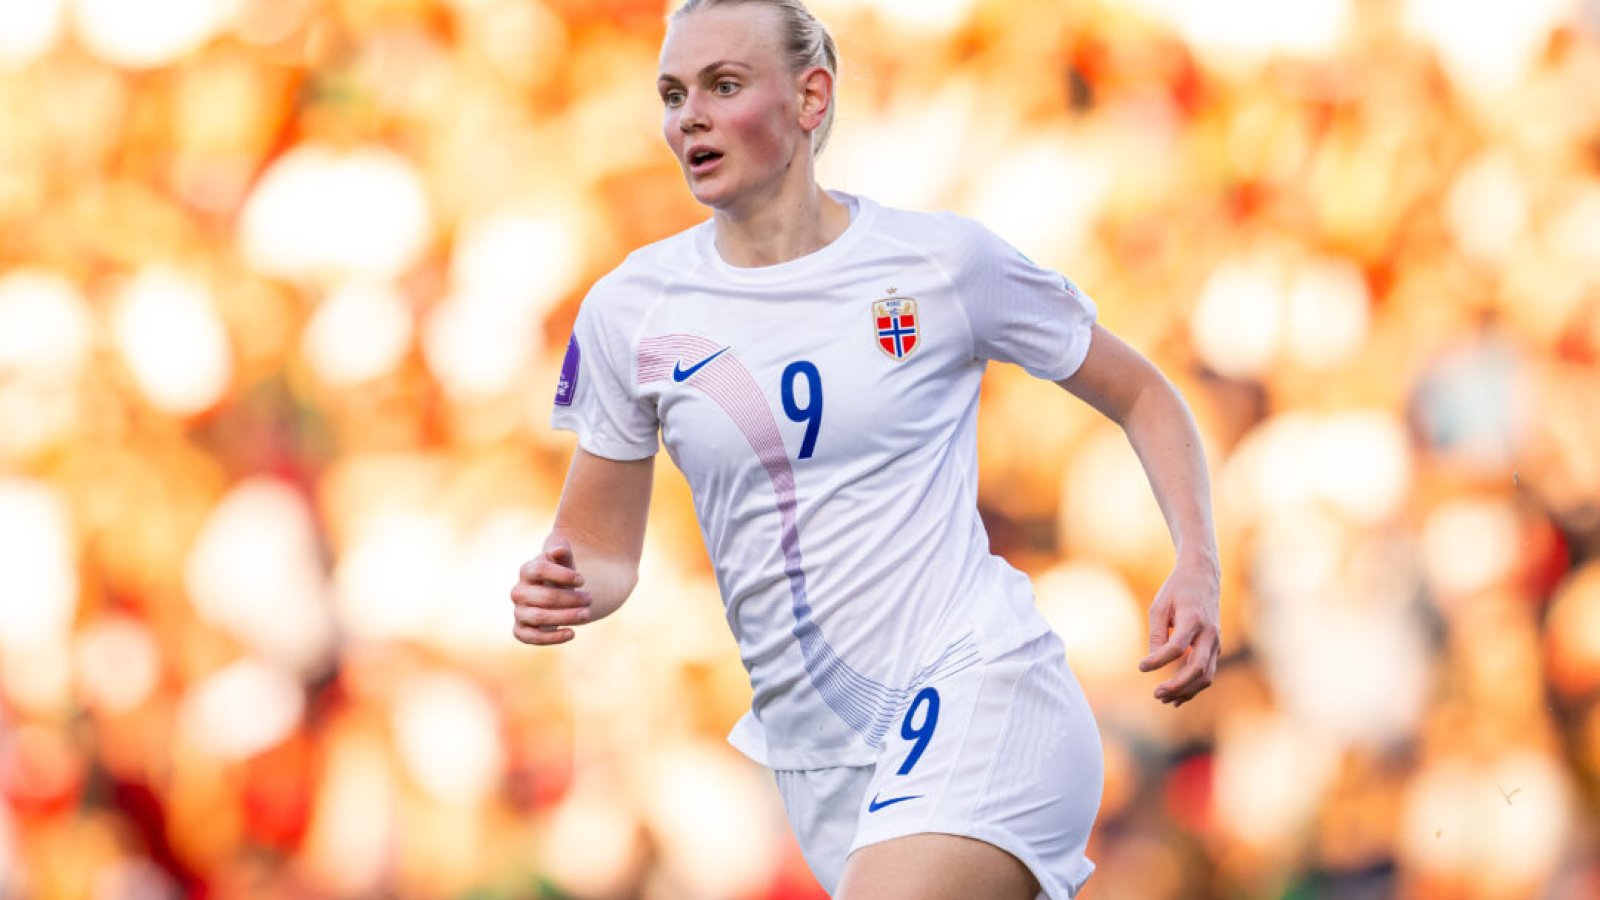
[509,539,592,646]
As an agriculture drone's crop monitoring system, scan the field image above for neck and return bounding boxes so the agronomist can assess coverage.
[711,180,850,268]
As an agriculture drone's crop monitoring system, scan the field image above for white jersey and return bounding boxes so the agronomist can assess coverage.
[550,192,1097,769]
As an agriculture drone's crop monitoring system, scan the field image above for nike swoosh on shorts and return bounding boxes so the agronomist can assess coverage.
[867,793,923,813]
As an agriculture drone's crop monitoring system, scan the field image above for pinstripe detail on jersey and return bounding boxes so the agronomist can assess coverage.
[638,334,977,746]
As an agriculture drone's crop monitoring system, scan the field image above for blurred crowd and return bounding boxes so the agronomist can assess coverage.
[2,0,1599,897]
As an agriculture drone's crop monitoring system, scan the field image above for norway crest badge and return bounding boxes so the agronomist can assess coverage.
[873,296,919,361]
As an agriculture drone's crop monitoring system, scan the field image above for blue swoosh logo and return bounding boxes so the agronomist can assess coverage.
[672,346,730,382]
[867,792,923,813]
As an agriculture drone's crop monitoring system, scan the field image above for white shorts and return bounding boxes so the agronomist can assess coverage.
[773,631,1103,899]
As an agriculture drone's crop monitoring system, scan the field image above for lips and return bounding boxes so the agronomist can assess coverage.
[686,146,724,175]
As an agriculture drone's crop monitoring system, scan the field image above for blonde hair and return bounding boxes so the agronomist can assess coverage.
[669,0,840,155]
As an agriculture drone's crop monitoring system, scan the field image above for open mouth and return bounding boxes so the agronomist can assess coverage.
[688,149,723,172]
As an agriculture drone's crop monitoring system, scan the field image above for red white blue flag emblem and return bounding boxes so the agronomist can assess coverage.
[873,297,919,360]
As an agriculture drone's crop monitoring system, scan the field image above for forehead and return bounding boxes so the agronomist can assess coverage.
[659,5,786,75]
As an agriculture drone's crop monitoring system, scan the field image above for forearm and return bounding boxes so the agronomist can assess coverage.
[543,525,639,621]
[1118,378,1220,580]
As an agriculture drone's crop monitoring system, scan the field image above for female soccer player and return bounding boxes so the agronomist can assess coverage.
[511,1,1221,896]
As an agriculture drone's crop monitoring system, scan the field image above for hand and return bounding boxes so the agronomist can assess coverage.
[1138,557,1221,706]
[509,539,592,646]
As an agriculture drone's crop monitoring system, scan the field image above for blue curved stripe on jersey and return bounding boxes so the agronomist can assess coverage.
[639,336,893,740]
[640,334,982,748]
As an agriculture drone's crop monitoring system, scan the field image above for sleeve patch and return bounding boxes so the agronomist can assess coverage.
[554,334,580,407]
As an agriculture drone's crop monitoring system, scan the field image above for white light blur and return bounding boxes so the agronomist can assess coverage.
[812,0,979,32]
[1404,0,1574,96]
[74,616,161,713]
[301,728,394,896]
[1446,152,1530,265]
[541,778,646,898]
[1034,562,1145,687]
[1224,411,1410,525]
[1547,181,1600,278]
[1400,751,1575,889]
[0,478,77,652]
[111,267,233,415]
[452,212,585,318]
[184,478,334,675]
[425,207,593,398]
[1222,413,1320,521]
[1114,0,1348,63]
[431,508,551,655]
[392,672,504,806]
[333,511,453,643]
[1421,497,1520,598]
[1306,410,1412,525]
[1250,505,1347,601]
[0,270,90,454]
[0,0,63,67]
[71,0,232,69]
[1283,258,1370,370]
[459,0,567,85]
[2,637,72,714]
[820,88,975,212]
[0,267,94,382]
[301,280,414,387]
[1190,252,1283,379]
[180,658,305,761]
[421,289,540,399]
[642,741,778,898]
[240,145,433,282]
[1214,709,1339,848]
[0,379,79,462]
[1258,582,1431,747]
[1060,428,1172,567]
[968,134,1112,268]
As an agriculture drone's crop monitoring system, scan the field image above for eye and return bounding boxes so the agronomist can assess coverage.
[661,89,685,108]
[714,79,739,95]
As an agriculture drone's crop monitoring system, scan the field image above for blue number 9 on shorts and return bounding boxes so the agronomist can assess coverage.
[897,686,941,776]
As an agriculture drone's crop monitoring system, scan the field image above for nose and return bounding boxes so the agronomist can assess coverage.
[678,91,708,132]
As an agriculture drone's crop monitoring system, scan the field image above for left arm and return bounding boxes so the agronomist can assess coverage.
[1058,324,1221,706]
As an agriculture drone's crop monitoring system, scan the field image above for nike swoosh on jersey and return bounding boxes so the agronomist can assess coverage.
[672,346,731,382]
[867,792,924,813]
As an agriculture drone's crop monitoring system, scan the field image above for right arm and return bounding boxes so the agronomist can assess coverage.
[509,446,654,646]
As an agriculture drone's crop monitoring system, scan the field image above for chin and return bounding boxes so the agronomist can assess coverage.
[686,179,733,210]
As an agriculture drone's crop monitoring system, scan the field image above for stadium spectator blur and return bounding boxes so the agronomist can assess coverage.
[2,0,1599,897]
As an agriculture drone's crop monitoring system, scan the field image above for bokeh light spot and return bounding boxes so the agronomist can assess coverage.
[111,267,234,416]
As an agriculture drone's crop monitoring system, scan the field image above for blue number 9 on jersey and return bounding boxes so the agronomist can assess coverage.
[780,361,823,460]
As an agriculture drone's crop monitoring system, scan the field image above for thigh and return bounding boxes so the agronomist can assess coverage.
[836,832,1037,900]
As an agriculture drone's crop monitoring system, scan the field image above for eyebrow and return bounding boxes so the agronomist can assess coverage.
[657,60,754,86]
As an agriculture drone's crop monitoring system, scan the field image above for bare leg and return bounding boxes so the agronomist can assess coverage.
[834,833,1039,900]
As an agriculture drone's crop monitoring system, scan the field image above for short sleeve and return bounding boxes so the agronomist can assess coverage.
[957,220,1098,382]
[549,289,659,460]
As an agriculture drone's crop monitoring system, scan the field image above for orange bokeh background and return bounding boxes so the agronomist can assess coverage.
[2,1,1599,898]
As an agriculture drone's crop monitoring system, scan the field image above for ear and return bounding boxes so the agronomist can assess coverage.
[796,65,833,134]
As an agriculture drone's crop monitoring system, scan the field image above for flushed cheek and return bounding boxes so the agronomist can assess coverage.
[722,104,792,171]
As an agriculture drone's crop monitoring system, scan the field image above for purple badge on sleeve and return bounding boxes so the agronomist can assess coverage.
[554,334,580,406]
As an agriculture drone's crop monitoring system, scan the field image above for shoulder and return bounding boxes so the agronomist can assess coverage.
[856,196,1006,264]
[581,220,709,316]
